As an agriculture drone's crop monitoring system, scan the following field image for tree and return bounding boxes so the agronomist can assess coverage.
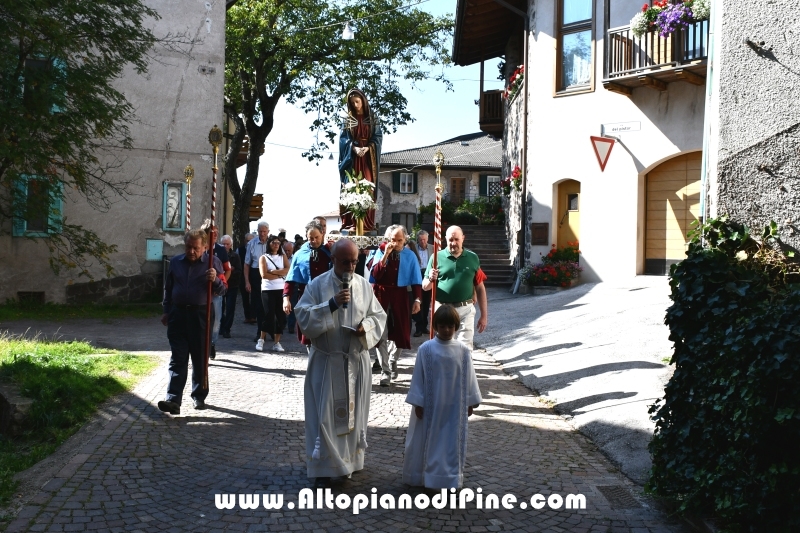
[0,0,185,277]
[224,0,452,245]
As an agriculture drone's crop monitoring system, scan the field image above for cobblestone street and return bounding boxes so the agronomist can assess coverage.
[4,310,687,533]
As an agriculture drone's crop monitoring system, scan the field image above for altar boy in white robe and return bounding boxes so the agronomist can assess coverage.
[403,304,482,489]
[296,239,387,487]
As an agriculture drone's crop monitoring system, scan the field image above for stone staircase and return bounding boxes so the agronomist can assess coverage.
[458,225,515,288]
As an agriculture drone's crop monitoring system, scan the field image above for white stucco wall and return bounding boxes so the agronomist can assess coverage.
[705,0,800,249]
[513,0,706,282]
[1,0,226,303]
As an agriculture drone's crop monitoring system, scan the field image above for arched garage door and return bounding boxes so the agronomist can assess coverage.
[645,152,701,275]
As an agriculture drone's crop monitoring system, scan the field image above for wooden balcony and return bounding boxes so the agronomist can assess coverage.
[602,20,709,96]
[234,135,266,168]
[479,89,504,137]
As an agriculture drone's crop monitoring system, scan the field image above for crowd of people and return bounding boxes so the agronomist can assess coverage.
[157,217,489,492]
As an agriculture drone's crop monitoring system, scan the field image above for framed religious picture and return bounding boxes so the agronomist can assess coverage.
[162,181,187,232]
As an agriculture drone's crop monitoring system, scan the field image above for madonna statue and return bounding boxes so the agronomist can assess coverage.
[338,88,382,232]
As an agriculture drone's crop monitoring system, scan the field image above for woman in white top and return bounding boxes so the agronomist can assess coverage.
[257,235,289,352]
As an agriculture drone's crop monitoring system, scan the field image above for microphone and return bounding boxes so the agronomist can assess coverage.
[341,272,351,309]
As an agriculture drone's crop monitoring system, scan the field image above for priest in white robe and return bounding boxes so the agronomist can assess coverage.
[296,239,386,485]
[403,327,482,489]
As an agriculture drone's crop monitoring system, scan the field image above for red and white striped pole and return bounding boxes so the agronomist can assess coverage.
[184,164,194,230]
[204,126,223,389]
[186,190,191,230]
[430,149,444,339]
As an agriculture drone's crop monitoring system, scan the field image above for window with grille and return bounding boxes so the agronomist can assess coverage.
[487,175,502,196]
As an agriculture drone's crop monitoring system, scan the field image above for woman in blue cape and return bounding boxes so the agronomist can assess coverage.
[282,221,332,346]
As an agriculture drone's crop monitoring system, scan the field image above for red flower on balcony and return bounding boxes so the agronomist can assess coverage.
[502,65,525,102]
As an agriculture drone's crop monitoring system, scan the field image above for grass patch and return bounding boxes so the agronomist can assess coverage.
[0,301,162,322]
[0,335,158,504]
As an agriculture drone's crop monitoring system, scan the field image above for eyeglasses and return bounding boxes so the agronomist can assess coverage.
[336,259,359,266]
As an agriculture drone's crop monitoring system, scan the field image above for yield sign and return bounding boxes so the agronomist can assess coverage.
[590,136,615,172]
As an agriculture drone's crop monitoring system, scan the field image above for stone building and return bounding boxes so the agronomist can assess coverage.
[2,1,227,304]
[378,132,502,230]
[453,0,709,282]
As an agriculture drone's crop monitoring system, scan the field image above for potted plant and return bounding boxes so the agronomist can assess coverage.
[503,65,524,103]
[518,242,583,295]
[500,165,522,196]
[631,0,710,38]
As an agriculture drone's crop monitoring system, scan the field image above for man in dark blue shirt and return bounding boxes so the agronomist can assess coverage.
[158,229,226,415]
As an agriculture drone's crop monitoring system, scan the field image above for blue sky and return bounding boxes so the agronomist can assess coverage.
[237,0,504,236]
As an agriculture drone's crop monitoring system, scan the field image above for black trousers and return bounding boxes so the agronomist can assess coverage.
[221,288,238,335]
[260,289,286,336]
[413,270,432,332]
[239,281,251,320]
[165,306,211,404]
[249,270,265,334]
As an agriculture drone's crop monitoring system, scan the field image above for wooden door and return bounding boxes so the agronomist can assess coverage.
[450,178,466,205]
[645,152,701,275]
[557,180,581,248]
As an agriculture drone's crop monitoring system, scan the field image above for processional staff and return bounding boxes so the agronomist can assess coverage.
[184,164,194,230]
[430,149,445,339]
[204,125,224,389]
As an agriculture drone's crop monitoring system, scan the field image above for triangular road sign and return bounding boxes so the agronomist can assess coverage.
[590,136,615,172]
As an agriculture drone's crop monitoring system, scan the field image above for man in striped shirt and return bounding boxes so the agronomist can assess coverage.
[244,220,270,340]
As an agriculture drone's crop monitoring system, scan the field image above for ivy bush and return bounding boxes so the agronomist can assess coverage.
[648,216,800,532]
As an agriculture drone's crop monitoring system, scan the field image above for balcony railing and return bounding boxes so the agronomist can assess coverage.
[479,89,504,137]
[603,20,709,95]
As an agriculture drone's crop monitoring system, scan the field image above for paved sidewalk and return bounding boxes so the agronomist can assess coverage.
[480,278,674,485]
[2,302,686,532]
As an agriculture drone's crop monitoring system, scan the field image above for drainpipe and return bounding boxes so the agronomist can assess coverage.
[490,0,530,273]
[699,4,719,226]
[520,12,529,271]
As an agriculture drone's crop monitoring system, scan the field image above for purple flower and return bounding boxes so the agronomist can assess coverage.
[656,3,692,37]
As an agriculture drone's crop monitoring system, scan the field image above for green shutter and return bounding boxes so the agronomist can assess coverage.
[11,175,63,236]
[51,58,66,114]
[391,213,400,224]
[392,172,400,192]
[412,173,418,193]
[479,174,488,196]
[48,180,63,234]
[11,177,27,237]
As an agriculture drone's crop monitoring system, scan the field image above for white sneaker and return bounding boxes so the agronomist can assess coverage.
[273,342,285,352]
[255,339,264,351]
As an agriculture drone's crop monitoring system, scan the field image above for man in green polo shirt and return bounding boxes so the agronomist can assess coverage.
[422,225,488,349]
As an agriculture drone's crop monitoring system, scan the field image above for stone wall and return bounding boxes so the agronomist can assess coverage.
[503,94,526,268]
[66,272,162,305]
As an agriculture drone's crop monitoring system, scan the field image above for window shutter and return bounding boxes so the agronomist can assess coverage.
[51,58,66,113]
[392,172,400,193]
[479,174,488,196]
[48,181,63,234]
[412,173,418,193]
[391,213,400,224]
[11,177,27,237]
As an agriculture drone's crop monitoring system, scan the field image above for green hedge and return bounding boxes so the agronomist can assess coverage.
[418,196,504,225]
[648,217,800,532]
